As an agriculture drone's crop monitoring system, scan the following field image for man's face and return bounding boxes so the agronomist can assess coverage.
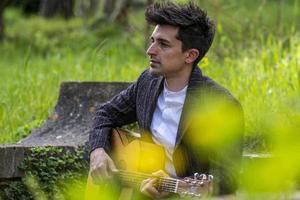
[146,25,188,77]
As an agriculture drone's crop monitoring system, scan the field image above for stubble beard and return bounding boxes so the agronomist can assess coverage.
[149,63,163,76]
[149,67,160,76]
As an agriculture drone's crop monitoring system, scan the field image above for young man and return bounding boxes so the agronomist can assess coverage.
[89,1,243,198]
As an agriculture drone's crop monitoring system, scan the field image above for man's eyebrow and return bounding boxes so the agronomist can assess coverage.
[157,38,171,44]
[150,36,171,44]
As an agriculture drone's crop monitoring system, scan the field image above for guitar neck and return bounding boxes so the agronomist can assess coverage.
[117,170,179,193]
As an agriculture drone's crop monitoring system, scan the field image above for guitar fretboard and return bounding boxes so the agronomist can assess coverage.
[117,170,178,193]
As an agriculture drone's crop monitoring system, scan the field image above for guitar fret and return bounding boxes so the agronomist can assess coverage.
[160,179,176,192]
[175,179,178,193]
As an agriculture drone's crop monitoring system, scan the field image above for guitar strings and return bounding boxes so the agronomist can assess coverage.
[117,173,177,187]
[117,170,178,185]
[120,180,176,193]
[118,178,177,193]
[118,170,178,183]
[117,171,177,192]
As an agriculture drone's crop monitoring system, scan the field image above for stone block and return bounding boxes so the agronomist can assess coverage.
[0,82,131,179]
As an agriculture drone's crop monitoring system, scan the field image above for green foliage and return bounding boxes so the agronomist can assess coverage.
[0,181,33,200]
[14,119,44,140]
[0,147,89,200]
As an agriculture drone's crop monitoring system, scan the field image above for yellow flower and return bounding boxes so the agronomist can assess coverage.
[200,57,209,68]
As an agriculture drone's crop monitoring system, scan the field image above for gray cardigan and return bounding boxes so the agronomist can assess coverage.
[89,67,244,195]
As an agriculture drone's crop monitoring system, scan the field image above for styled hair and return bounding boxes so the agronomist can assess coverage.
[145,1,215,66]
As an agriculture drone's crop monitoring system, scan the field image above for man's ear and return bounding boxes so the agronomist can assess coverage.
[185,49,199,64]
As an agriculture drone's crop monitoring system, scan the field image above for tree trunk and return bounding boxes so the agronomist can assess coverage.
[111,0,130,25]
[77,0,99,17]
[23,0,41,15]
[61,0,74,19]
[103,0,131,24]
[144,0,153,49]
[39,0,58,18]
[39,0,74,19]
[91,0,131,29]
[0,0,8,41]
[104,0,116,17]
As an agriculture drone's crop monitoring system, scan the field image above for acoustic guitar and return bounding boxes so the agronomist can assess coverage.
[85,128,213,199]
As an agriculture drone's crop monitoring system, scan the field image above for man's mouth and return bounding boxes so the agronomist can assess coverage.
[150,59,160,65]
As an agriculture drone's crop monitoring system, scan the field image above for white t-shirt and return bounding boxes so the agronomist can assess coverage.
[150,81,188,177]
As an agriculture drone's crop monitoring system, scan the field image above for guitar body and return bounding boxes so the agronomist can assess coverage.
[111,128,165,173]
[85,128,213,199]
[85,128,166,200]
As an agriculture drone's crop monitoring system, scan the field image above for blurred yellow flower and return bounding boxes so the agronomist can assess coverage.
[200,57,209,69]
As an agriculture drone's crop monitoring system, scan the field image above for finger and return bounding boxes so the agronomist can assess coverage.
[152,170,169,177]
[91,169,102,184]
[140,178,160,198]
[146,179,160,197]
[155,191,170,199]
[148,178,157,185]
[92,162,109,181]
[146,178,170,198]
[107,157,118,172]
[140,178,151,188]
[140,178,155,191]
[145,185,160,198]
[99,164,110,179]
[89,171,97,184]
[147,178,169,197]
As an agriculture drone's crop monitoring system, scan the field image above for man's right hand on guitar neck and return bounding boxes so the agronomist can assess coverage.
[89,148,118,184]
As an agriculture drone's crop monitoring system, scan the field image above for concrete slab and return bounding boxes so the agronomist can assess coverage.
[18,82,131,146]
[0,82,131,179]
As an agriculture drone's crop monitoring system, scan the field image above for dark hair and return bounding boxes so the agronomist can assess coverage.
[145,1,215,66]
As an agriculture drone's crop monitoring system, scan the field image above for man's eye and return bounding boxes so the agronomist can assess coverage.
[160,42,168,47]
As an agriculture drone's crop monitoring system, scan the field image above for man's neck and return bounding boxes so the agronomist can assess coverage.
[165,67,193,92]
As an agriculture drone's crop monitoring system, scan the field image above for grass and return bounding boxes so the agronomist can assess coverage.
[0,9,147,144]
[0,0,299,150]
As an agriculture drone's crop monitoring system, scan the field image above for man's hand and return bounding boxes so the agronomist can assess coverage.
[89,148,118,184]
[140,170,170,199]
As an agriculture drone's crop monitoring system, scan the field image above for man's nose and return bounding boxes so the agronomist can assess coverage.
[146,43,157,56]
